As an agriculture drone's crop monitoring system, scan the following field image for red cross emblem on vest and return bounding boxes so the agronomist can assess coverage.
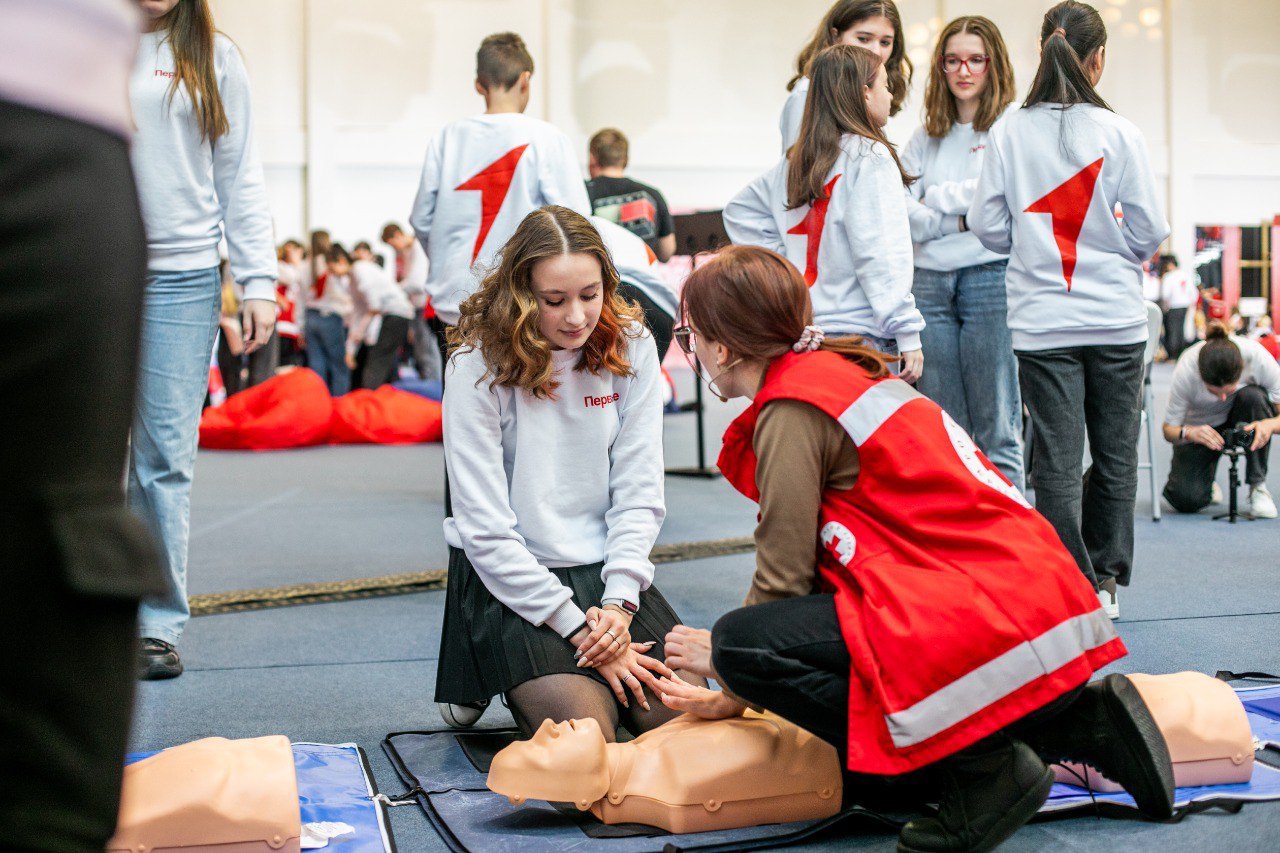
[820,521,856,567]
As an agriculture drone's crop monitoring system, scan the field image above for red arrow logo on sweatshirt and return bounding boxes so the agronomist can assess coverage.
[787,175,841,286]
[1025,157,1104,292]
[456,144,530,263]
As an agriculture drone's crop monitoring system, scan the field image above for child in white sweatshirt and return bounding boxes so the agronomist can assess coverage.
[435,206,699,736]
[903,15,1023,490]
[968,0,1170,618]
[408,32,591,330]
[129,0,277,680]
[779,0,912,153]
[726,43,924,382]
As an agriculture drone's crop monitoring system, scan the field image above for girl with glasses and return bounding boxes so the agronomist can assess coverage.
[901,16,1024,490]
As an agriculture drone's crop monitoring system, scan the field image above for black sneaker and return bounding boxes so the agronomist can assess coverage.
[138,637,183,680]
[1024,674,1174,819]
[898,735,1053,853]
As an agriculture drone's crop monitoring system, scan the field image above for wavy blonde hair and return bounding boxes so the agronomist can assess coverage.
[923,16,1015,138]
[450,206,643,400]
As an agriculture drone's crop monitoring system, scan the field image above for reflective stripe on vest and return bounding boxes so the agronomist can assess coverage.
[832,376,1116,748]
[885,609,1119,748]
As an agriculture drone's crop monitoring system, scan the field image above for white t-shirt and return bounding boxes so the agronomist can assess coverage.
[1164,336,1280,427]
[442,327,665,637]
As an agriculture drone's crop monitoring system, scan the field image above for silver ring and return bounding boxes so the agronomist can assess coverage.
[603,629,617,639]
[624,675,638,684]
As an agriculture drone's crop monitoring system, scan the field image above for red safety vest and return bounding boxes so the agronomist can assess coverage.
[718,351,1124,774]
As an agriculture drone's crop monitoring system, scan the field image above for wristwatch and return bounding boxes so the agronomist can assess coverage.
[601,597,638,616]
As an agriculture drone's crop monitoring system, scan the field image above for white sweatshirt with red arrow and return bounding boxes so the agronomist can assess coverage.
[409,112,592,325]
[968,103,1169,352]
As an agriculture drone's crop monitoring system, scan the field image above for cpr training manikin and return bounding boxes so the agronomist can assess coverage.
[487,710,843,834]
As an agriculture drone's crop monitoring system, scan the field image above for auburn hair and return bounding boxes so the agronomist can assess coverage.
[680,245,892,378]
[788,44,913,209]
[1198,322,1244,386]
[156,0,229,141]
[1025,1,1111,111]
[450,206,643,400]
[788,0,913,118]
[923,16,1015,138]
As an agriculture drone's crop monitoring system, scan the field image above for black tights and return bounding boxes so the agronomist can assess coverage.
[507,671,703,743]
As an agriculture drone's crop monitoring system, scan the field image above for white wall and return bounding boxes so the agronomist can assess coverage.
[212,0,1280,265]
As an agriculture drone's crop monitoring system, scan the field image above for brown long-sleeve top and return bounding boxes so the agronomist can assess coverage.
[745,399,860,606]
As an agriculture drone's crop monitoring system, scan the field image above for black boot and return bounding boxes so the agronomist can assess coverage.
[897,734,1052,853]
[1022,674,1174,819]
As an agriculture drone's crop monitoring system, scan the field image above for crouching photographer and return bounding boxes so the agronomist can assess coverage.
[1162,323,1280,518]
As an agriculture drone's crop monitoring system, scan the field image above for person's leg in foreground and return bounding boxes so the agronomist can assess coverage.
[0,99,165,851]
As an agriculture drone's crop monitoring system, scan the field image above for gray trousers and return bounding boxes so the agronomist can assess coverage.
[1017,342,1145,588]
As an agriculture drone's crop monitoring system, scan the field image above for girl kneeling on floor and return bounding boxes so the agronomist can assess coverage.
[657,245,1174,853]
[435,205,697,739]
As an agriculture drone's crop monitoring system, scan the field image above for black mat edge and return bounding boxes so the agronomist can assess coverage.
[355,743,399,853]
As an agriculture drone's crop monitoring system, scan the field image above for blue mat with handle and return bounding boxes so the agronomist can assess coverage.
[127,742,394,852]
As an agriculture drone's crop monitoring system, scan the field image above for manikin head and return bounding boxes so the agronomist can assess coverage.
[488,718,610,809]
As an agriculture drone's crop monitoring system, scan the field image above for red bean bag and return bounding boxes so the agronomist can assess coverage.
[199,369,334,450]
[329,386,443,445]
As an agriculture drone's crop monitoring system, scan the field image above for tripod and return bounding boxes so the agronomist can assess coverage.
[1212,446,1254,523]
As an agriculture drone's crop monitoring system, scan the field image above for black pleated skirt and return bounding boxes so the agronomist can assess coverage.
[435,546,684,704]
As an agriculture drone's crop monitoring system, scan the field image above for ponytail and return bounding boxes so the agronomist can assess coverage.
[818,336,893,378]
[1198,322,1244,387]
[157,0,229,141]
[1024,1,1111,111]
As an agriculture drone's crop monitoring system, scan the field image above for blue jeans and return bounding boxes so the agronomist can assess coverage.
[913,260,1025,490]
[305,309,350,396]
[131,266,222,643]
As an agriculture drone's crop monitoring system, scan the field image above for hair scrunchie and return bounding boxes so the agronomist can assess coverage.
[793,325,825,353]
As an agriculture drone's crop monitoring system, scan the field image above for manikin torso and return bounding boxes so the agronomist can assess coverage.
[487,711,842,834]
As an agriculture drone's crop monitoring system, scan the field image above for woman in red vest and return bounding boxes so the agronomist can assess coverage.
[655,246,1173,853]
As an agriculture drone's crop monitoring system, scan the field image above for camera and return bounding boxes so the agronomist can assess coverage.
[1221,422,1255,453]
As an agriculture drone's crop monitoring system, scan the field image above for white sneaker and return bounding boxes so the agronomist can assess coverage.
[1096,578,1119,621]
[1210,482,1223,505]
[1250,484,1278,519]
[439,698,490,728]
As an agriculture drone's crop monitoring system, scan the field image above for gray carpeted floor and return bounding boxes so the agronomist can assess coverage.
[132,362,1280,851]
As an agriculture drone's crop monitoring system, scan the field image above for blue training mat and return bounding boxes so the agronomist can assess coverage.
[385,684,1280,852]
[127,742,394,853]
[1045,683,1280,813]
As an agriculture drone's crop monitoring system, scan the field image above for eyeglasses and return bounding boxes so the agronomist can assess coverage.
[941,54,990,75]
[673,325,695,355]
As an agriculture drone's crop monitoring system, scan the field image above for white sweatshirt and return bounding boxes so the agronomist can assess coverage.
[129,31,276,302]
[901,119,1008,272]
[0,0,138,137]
[591,216,679,320]
[723,136,924,351]
[969,104,1170,351]
[409,112,592,325]
[779,77,809,153]
[443,328,665,637]
[352,259,415,321]
[306,270,352,319]
[1165,336,1280,427]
